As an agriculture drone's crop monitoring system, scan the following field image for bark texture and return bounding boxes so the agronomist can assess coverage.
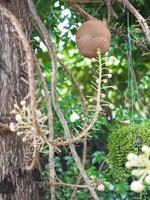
[0,0,38,199]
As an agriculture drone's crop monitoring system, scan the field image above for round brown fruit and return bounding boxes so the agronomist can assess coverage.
[76,20,111,58]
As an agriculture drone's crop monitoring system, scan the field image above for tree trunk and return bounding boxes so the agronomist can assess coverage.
[0,0,39,199]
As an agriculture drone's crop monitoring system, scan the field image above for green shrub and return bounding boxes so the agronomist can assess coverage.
[108,121,150,180]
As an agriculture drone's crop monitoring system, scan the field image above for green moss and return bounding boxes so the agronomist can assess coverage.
[108,121,150,180]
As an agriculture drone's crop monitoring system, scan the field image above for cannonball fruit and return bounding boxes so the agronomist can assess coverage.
[76,20,111,58]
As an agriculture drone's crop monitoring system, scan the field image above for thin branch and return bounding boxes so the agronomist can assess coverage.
[58,59,89,176]
[52,182,87,188]
[25,148,38,171]
[27,0,99,199]
[35,58,56,198]
[37,181,88,190]
[69,2,95,20]
[107,0,111,23]
[34,27,92,149]
[110,26,148,51]
[115,0,150,41]
[66,0,100,2]
[57,61,88,200]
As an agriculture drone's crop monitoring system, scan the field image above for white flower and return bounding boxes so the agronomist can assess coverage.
[20,101,26,106]
[91,58,96,62]
[145,174,150,184]
[14,104,19,109]
[131,181,145,193]
[113,86,117,90]
[103,79,108,83]
[22,137,27,142]
[142,145,150,153]
[12,110,16,114]
[15,114,22,122]
[107,74,112,78]
[127,153,138,161]
[97,183,105,192]
[131,169,144,177]
[9,122,17,132]
[70,111,80,122]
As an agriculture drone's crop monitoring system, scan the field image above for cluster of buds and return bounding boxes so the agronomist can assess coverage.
[126,145,150,193]
[10,100,49,151]
[90,50,117,111]
[90,176,105,192]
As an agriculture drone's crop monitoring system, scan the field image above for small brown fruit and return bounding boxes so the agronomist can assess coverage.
[76,20,111,58]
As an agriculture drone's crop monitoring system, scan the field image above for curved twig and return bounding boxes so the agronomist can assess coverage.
[25,148,38,171]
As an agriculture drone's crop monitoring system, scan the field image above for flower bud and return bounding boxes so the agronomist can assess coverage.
[97,183,105,192]
[97,49,101,54]
[131,181,145,193]
[90,175,95,180]
[103,79,107,83]
[22,137,26,142]
[70,111,80,122]
[12,110,16,114]
[91,58,96,62]
[9,122,17,132]
[107,74,112,78]
[20,101,26,106]
[113,86,117,90]
[17,132,22,136]
[15,114,22,122]
[14,104,19,108]
[33,143,38,148]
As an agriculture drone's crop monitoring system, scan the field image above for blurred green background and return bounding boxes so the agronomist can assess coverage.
[33,0,150,199]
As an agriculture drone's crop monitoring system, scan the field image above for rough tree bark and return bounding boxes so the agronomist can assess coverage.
[0,1,39,199]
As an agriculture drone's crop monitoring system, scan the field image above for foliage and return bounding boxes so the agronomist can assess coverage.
[108,121,150,180]
[31,0,150,199]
